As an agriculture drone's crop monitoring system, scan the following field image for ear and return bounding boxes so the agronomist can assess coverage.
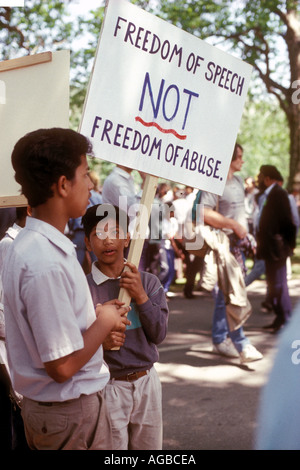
[57,175,71,198]
[84,235,92,252]
[125,232,130,248]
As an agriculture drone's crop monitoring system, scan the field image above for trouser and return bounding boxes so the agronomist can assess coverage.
[212,237,249,352]
[160,247,175,292]
[184,255,203,295]
[103,367,162,450]
[265,258,292,325]
[212,287,250,353]
[22,391,112,450]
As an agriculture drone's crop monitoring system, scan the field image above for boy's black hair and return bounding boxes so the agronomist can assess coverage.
[82,203,129,239]
[11,128,93,207]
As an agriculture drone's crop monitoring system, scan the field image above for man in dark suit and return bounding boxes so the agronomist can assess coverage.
[256,165,297,333]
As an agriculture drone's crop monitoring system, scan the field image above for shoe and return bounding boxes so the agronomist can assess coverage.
[166,291,176,298]
[262,319,284,330]
[262,322,277,329]
[184,290,195,299]
[212,338,239,358]
[261,301,273,312]
[240,344,263,364]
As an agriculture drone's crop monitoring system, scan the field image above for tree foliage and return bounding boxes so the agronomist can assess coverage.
[141,0,300,191]
[0,1,299,189]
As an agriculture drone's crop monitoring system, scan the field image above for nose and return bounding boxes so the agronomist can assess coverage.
[103,233,113,244]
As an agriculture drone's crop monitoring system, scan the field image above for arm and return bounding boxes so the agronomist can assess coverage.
[204,207,247,239]
[45,303,130,383]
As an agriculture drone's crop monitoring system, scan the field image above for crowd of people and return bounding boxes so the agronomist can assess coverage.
[0,128,299,450]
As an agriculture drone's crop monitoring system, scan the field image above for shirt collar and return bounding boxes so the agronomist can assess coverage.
[6,223,22,239]
[264,182,277,197]
[91,260,125,285]
[25,217,76,256]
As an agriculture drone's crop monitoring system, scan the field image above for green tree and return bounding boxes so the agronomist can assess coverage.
[1,1,299,189]
[0,1,74,59]
[0,1,103,128]
[238,97,290,182]
[142,0,300,191]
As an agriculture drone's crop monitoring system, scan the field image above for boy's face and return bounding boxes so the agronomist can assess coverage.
[67,155,93,218]
[85,218,130,268]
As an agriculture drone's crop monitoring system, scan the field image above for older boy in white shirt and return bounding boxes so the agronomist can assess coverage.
[2,128,130,450]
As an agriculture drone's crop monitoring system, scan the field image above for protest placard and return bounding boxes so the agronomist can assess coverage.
[80,0,252,196]
[0,50,70,207]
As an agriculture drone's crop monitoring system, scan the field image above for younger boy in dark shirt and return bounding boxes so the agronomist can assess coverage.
[82,203,169,450]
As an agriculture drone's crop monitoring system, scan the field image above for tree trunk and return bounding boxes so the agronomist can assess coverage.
[287,103,300,192]
[277,5,300,192]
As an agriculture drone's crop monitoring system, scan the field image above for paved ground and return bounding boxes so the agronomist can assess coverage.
[156,277,300,450]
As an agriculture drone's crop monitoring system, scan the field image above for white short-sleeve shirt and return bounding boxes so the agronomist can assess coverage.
[2,217,109,402]
[201,175,248,234]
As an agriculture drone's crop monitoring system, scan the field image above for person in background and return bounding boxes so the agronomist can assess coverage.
[256,300,300,449]
[201,143,263,363]
[183,189,204,299]
[0,207,16,240]
[256,165,297,333]
[0,206,28,450]
[160,202,184,297]
[244,176,259,236]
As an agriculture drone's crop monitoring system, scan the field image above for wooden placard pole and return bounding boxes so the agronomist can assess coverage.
[112,173,158,350]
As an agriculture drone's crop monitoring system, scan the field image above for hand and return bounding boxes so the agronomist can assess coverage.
[95,303,131,332]
[233,221,247,239]
[103,330,126,350]
[119,262,148,305]
[95,299,129,319]
[95,299,125,317]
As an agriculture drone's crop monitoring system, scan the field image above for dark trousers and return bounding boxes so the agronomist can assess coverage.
[184,255,203,296]
[265,258,292,326]
[0,371,28,450]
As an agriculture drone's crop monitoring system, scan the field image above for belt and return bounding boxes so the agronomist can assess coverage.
[112,370,149,382]
[37,398,77,407]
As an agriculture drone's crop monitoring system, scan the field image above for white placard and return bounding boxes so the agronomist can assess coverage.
[80,0,252,195]
[0,50,70,205]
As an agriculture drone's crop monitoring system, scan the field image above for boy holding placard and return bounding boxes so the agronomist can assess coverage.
[82,203,169,450]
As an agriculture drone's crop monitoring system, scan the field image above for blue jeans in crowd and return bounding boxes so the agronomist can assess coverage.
[212,285,250,353]
[245,258,265,286]
[160,247,176,293]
